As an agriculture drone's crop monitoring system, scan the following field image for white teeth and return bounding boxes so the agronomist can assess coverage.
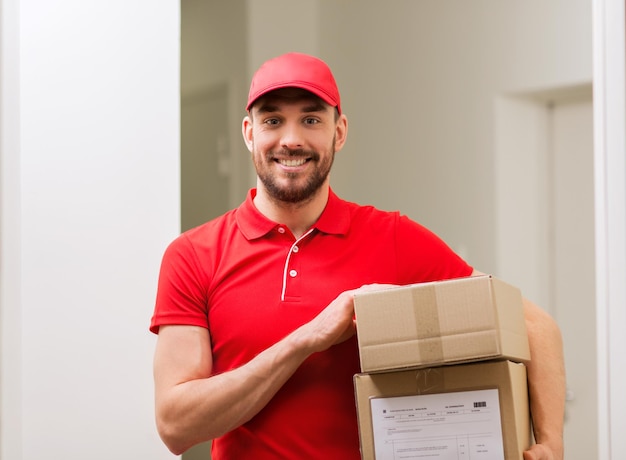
[279,158,306,167]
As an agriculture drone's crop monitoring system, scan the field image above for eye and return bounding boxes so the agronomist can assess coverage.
[263,118,280,126]
[303,117,320,125]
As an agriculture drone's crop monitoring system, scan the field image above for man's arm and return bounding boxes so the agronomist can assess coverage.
[471,269,565,459]
[152,288,360,455]
[522,297,565,460]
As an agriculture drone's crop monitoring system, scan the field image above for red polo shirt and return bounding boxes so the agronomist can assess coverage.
[151,188,472,459]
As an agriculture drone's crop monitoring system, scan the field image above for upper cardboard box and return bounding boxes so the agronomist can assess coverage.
[354,275,530,373]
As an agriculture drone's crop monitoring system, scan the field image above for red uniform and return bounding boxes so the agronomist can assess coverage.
[151,188,472,459]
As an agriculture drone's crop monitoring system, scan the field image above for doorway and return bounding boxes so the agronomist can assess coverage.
[495,84,595,459]
[181,85,231,232]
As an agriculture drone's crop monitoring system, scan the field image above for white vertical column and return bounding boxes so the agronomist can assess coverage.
[2,0,181,458]
[0,0,23,459]
[593,0,626,458]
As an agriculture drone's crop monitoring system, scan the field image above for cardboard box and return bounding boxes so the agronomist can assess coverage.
[354,360,531,460]
[354,275,530,373]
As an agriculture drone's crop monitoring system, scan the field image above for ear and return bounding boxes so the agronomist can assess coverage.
[242,115,254,152]
[333,114,348,152]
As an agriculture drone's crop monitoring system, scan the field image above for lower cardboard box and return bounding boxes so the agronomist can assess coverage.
[354,360,530,460]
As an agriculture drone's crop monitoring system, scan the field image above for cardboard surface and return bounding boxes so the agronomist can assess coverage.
[354,360,531,460]
[354,275,530,373]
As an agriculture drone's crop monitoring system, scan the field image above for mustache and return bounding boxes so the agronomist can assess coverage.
[270,148,319,160]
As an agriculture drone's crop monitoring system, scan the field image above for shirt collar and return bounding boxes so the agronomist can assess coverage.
[235,188,351,240]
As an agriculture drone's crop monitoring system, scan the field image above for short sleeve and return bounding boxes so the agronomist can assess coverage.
[395,214,473,284]
[149,234,210,334]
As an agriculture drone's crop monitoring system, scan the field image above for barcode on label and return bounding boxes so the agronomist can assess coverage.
[474,401,487,408]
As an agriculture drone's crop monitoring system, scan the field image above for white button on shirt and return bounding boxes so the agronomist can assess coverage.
[280,228,315,301]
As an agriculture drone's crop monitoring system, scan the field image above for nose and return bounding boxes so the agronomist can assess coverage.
[280,121,305,150]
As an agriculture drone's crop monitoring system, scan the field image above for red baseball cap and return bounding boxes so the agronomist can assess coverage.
[246,52,341,114]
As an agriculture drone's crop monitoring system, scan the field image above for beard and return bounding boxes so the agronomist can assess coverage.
[254,140,336,204]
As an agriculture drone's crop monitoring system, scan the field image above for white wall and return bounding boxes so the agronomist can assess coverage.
[246,0,319,72]
[320,0,592,274]
[1,0,180,458]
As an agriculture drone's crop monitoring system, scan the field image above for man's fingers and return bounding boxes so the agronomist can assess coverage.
[523,443,554,460]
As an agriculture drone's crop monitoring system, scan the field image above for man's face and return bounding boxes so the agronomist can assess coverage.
[243,89,347,204]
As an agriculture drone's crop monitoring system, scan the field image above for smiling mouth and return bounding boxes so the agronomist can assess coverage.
[277,158,308,167]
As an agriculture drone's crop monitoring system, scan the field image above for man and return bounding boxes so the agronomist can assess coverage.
[151,52,565,459]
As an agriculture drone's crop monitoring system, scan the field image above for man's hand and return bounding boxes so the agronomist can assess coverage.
[300,283,398,353]
[523,443,562,460]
